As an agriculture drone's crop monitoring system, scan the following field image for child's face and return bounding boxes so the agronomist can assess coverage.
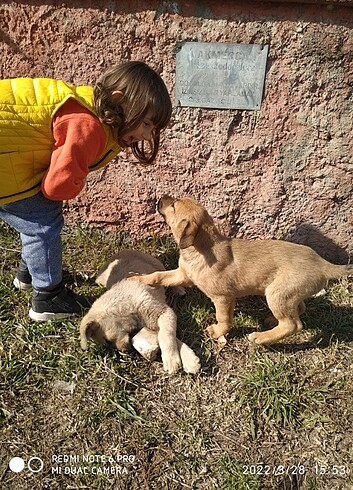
[121,110,156,147]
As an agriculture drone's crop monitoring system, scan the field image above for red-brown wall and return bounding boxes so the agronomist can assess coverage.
[1,0,352,261]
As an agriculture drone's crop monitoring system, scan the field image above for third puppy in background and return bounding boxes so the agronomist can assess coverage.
[80,249,200,374]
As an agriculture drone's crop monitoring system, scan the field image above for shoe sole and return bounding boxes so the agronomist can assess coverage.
[29,308,75,322]
[13,277,32,291]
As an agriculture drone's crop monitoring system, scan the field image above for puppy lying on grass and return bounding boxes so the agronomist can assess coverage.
[131,195,352,345]
[80,249,200,374]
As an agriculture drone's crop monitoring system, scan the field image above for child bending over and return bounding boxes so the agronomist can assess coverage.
[0,61,172,321]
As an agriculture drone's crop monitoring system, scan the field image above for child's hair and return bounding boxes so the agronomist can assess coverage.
[94,61,172,164]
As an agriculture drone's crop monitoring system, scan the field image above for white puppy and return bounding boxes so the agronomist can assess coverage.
[80,250,200,374]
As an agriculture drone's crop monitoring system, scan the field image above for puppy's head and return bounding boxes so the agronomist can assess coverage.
[80,313,132,352]
[157,195,214,249]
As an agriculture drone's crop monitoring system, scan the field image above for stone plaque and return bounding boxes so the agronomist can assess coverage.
[175,42,268,110]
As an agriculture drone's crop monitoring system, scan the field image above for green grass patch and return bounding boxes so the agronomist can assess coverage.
[0,222,352,489]
[239,354,303,437]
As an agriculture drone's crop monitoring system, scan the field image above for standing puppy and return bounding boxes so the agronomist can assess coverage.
[131,195,352,345]
[80,249,200,374]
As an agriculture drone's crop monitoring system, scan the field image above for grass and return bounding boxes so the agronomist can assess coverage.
[0,222,352,489]
[239,354,304,437]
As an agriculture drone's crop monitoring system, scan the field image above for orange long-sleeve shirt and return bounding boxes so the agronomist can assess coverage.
[41,99,108,201]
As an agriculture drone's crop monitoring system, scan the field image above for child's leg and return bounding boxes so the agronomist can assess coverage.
[1,193,89,320]
[0,193,64,290]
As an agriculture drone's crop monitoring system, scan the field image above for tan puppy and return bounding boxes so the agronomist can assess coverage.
[80,249,200,374]
[132,195,352,345]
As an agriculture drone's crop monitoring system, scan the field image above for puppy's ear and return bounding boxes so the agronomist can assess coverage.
[177,219,199,249]
[80,316,100,350]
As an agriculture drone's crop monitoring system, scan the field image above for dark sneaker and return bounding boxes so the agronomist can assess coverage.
[13,260,32,290]
[29,281,90,321]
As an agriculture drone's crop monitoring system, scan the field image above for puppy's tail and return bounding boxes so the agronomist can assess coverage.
[325,262,353,280]
[80,315,95,350]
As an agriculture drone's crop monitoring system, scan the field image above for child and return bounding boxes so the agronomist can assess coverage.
[0,61,172,321]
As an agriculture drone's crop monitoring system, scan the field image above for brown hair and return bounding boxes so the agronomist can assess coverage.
[94,61,172,164]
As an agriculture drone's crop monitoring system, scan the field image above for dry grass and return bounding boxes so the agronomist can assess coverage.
[0,222,352,490]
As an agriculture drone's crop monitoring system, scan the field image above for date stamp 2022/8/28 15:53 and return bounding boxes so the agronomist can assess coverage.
[242,462,351,478]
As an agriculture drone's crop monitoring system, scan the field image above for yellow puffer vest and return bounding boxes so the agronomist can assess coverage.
[0,78,121,204]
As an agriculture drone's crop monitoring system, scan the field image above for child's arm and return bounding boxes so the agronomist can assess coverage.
[41,99,107,201]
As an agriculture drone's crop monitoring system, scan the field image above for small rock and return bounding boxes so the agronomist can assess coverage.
[53,380,76,394]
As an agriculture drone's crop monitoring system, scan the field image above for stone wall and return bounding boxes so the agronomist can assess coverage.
[1,0,352,261]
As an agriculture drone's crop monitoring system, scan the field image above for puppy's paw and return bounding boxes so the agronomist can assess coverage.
[248,332,270,345]
[179,344,201,374]
[206,324,229,341]
[161,352,182,374]
[183,355,201,374]
[206,324,218,339]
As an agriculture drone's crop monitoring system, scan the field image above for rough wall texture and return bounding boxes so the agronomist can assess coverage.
[1,0,352,261]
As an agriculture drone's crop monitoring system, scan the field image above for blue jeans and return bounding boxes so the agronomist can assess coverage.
[0,192,64,291]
